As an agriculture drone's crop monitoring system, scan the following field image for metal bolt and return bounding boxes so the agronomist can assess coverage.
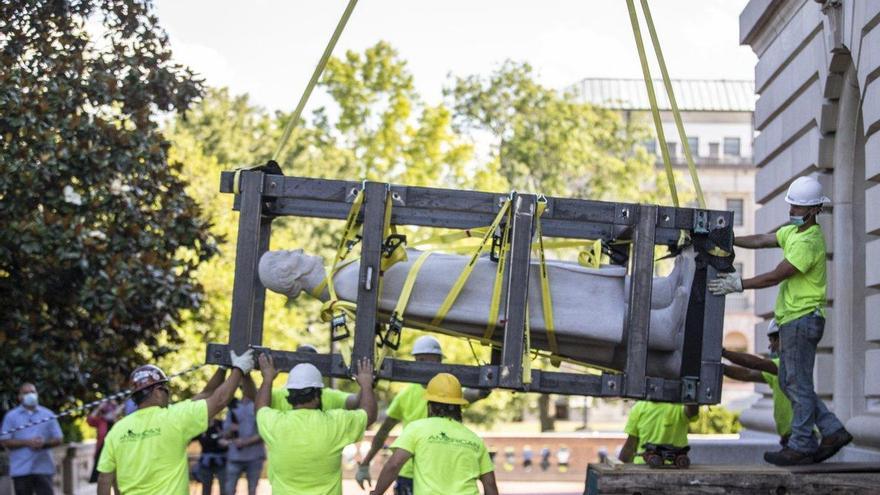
[269,181,277,189]
[621,208,630,219]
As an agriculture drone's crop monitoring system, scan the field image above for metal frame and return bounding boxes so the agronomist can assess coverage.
[207,169,733,404]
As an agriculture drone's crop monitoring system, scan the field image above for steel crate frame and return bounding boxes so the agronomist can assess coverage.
[206,167,732,404]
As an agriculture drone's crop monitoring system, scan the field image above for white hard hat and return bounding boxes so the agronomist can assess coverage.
[412,335,443,356]
[285,363,324,390]
[785,176,830,206]
[767,319,779,336]
[296,344,319,354]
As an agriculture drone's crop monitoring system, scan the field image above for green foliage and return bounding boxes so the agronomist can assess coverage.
[689,405,742,434]
[447,61,670,202]
[0,0,214,420]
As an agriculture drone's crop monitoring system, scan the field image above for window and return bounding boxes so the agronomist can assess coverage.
[665,141,677,158]
[723,137,741,156]
[642,140,657,154]
[686,136,699,157]
[709,142,720,158]
[727,198,744,226]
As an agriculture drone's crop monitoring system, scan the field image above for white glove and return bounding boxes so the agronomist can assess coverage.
[230,349,255,374]
[707,272,743,295]
[355,463,372,489]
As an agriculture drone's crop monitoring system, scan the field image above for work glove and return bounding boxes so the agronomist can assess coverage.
[356,463,371,489]
[230,349,255,374]
[707,272,743,295]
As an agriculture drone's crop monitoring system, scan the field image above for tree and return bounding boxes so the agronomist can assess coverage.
[0,0,215,420]
[447,61,670,203]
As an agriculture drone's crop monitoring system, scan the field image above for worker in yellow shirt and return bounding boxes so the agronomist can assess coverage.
[722,320,794,447]
[254,352,377,495]
[370,373,498,495]
[617,401,698,464]
[96,349,254,495]
[356,336,489,495]
[709,176,850,465]
[263,344,361,411]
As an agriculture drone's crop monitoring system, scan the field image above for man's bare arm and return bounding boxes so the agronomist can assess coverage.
[723,364,767,383]
[722,349,778,374]
[97,472,115,495]
[192,368,227,401]
[734,233,778,249]
[371,448,411,495]
[480,471,499,495]
[742,259,799,290]
[618,435,638,463]
[361,417,400,465]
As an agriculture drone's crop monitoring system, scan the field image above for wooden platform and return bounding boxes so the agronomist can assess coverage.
[585,462,880,494]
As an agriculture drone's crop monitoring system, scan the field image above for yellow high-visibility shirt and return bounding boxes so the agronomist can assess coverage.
[623,401,694,464]
[257,407,367,495]
[392,417,493,495]
[97,400,207,494]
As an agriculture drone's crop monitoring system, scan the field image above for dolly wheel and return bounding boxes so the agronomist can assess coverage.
[674,454,690,469]
[647,454,663,467]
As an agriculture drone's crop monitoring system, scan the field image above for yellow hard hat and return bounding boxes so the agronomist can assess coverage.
[423,373,469,405]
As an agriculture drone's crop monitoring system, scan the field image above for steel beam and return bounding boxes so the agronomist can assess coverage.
[698,264,725,404]
[350,182,386,372]
[499,194,536,389]
[228,171,271,353]
[622,204,657,398]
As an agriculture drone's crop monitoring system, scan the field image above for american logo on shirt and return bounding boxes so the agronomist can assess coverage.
[426,432,481,452]
[119,428,161,443]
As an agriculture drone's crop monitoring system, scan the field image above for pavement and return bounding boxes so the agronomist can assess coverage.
[196,479,585,494]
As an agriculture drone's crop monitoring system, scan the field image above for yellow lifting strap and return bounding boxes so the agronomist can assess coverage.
[432,200,511,328]
[533,199,561,367]
[272,0,359,162]
[638,0,706,209]
[391,251,434,325]
[483,207,512,341]
[626,0,706,209]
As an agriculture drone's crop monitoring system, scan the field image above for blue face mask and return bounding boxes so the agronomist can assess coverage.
[789,215,806,226]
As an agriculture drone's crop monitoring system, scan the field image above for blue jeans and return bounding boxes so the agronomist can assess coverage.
[778,312,844,453]
[224,459,263,495]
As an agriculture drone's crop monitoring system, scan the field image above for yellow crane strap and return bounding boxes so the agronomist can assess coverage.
[625,0,678,207]
[324,188,365,307]
[483,208,512,341]
[390,251,434,325]
[431,200,511,328]
[272,0,359,162]
[533,200,561,366]
[638,0,706,209]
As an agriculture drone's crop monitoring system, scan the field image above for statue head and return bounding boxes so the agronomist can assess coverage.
[258,249,325,298]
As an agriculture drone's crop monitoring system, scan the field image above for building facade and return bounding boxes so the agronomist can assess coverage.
[573,78,761,387]
[739,0,880,460]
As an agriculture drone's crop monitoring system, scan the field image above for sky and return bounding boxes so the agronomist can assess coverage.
[153,0,757,113]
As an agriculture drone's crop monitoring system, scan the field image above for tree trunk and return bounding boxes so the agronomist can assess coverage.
[538,394,555,432]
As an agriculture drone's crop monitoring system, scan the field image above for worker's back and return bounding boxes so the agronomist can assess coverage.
[624,401,692,464]
[256,407,366,494]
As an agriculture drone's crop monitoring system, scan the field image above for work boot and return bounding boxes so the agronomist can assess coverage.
[763,447,815,466]
[813,428,853,463]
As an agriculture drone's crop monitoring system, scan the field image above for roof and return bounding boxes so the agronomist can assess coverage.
[570,78,756,112]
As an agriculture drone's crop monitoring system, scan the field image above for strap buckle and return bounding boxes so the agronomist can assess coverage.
[330,313,351,342]
[382,234,407,258]
[343,234,363,256]
[489,223,506,262]
[380,313,403,350]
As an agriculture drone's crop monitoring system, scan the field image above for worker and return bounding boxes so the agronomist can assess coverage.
[617,401,699,463]
[265,344,361,411]
[0,382,64,495]
[369,373,498,495]
[253,352,377,494]
[96,349,254,495]
[722,319,793,447]
[708,176,851,465]
[355,335,489,495]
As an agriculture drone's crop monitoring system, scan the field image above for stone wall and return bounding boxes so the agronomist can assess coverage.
[739,0,880,460]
